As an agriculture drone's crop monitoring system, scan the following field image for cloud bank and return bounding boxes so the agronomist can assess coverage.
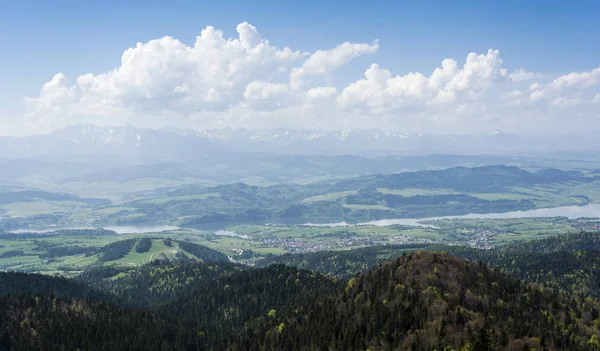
[3,22,599,136]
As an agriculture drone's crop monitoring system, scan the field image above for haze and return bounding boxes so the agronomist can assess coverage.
[2,2,600,350]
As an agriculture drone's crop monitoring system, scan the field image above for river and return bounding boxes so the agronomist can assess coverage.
[300,203,600,228]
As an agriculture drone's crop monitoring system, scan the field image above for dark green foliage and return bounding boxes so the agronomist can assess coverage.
[0,271,118,304]
[159,264,340,346]
[2,251,600,350]
[245,252,600,351]
[436,231,600,298]
[135,238,152,253]
[0,295,198,351]
[97,238,136,262]
[83,259,239,307]
[78,266,127,282]
[176,240,229,263]
[39,245,100,258]
[257,243,431,278]
[262,232,600,299]
[0,250,24,258]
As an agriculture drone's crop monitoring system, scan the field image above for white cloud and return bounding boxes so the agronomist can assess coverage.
[337,49,504,112]
[243,81,290,101]
[306,87,337,101]
[25,22,305,124]
[3,22,599,136]
[508,68,539,82]
[523,67,600,105]
[550,96,583,106]
[242,81,295,111]
[290,41,378,89]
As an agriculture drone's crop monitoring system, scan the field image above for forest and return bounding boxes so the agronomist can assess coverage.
[1,232,600,350]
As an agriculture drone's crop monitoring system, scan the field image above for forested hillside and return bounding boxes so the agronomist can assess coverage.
[256,243,431,278]
[244,252,600,351]
[439,231,600,298]
[1,244,600,350]
[0,271,118,304]
[0,295,198,350]
[79,259,240,307]
[259,231,600,298]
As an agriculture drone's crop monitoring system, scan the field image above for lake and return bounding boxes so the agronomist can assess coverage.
[8,225,180,234]
[214,230,249,239]
[301,203,600,228]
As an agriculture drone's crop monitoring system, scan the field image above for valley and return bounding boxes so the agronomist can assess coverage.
[3,165,600,231]
[2,4,599,349]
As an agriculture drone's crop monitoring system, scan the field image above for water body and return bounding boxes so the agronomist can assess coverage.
[104,225,180,234]
[301,204,600,228]
[9,225,180,234]
[214,230,249,239]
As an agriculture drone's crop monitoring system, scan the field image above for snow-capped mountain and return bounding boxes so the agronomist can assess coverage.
[0,124,598,160]
[0,124,217,159]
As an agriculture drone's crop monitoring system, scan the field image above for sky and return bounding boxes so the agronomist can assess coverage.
[0,0,599,136]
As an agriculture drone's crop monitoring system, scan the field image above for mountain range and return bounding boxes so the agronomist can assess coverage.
[1,124,599,159]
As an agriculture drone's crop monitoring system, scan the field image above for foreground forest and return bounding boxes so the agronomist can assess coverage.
[1,232,600,350]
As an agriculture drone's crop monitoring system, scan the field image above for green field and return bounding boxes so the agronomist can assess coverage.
[3,166,600,232]
[1,215,599,276]
[377,188,459,196]
[0,200,90,217]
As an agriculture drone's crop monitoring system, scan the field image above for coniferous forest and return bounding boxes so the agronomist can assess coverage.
[0,232,600,350]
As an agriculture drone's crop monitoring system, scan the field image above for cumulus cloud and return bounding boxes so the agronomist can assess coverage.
[306,87,337,101]
[507,68,539,82]
[337,49,504,112]
[5,22,599,135]
[25,22,305,123]
[289,41,378,89]
[517,67,600,105]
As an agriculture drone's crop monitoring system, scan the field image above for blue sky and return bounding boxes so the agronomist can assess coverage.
[1,0,599,135]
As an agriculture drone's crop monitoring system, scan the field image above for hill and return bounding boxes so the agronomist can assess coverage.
[1,251,600,349]
[245,251,600,350]
[0,294,197,350]
[438,231,600,298]
[258,231,600,298]
[0,271,118,304]
[96,165,597,228]
[2,165,598,231]
[95,238,230,266]
[256,243,431,278]
[79,259,240,307]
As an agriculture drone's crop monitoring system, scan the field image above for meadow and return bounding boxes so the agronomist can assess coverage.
[1,215,597,276]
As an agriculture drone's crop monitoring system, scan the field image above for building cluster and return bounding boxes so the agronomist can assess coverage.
[256,236,374,253]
